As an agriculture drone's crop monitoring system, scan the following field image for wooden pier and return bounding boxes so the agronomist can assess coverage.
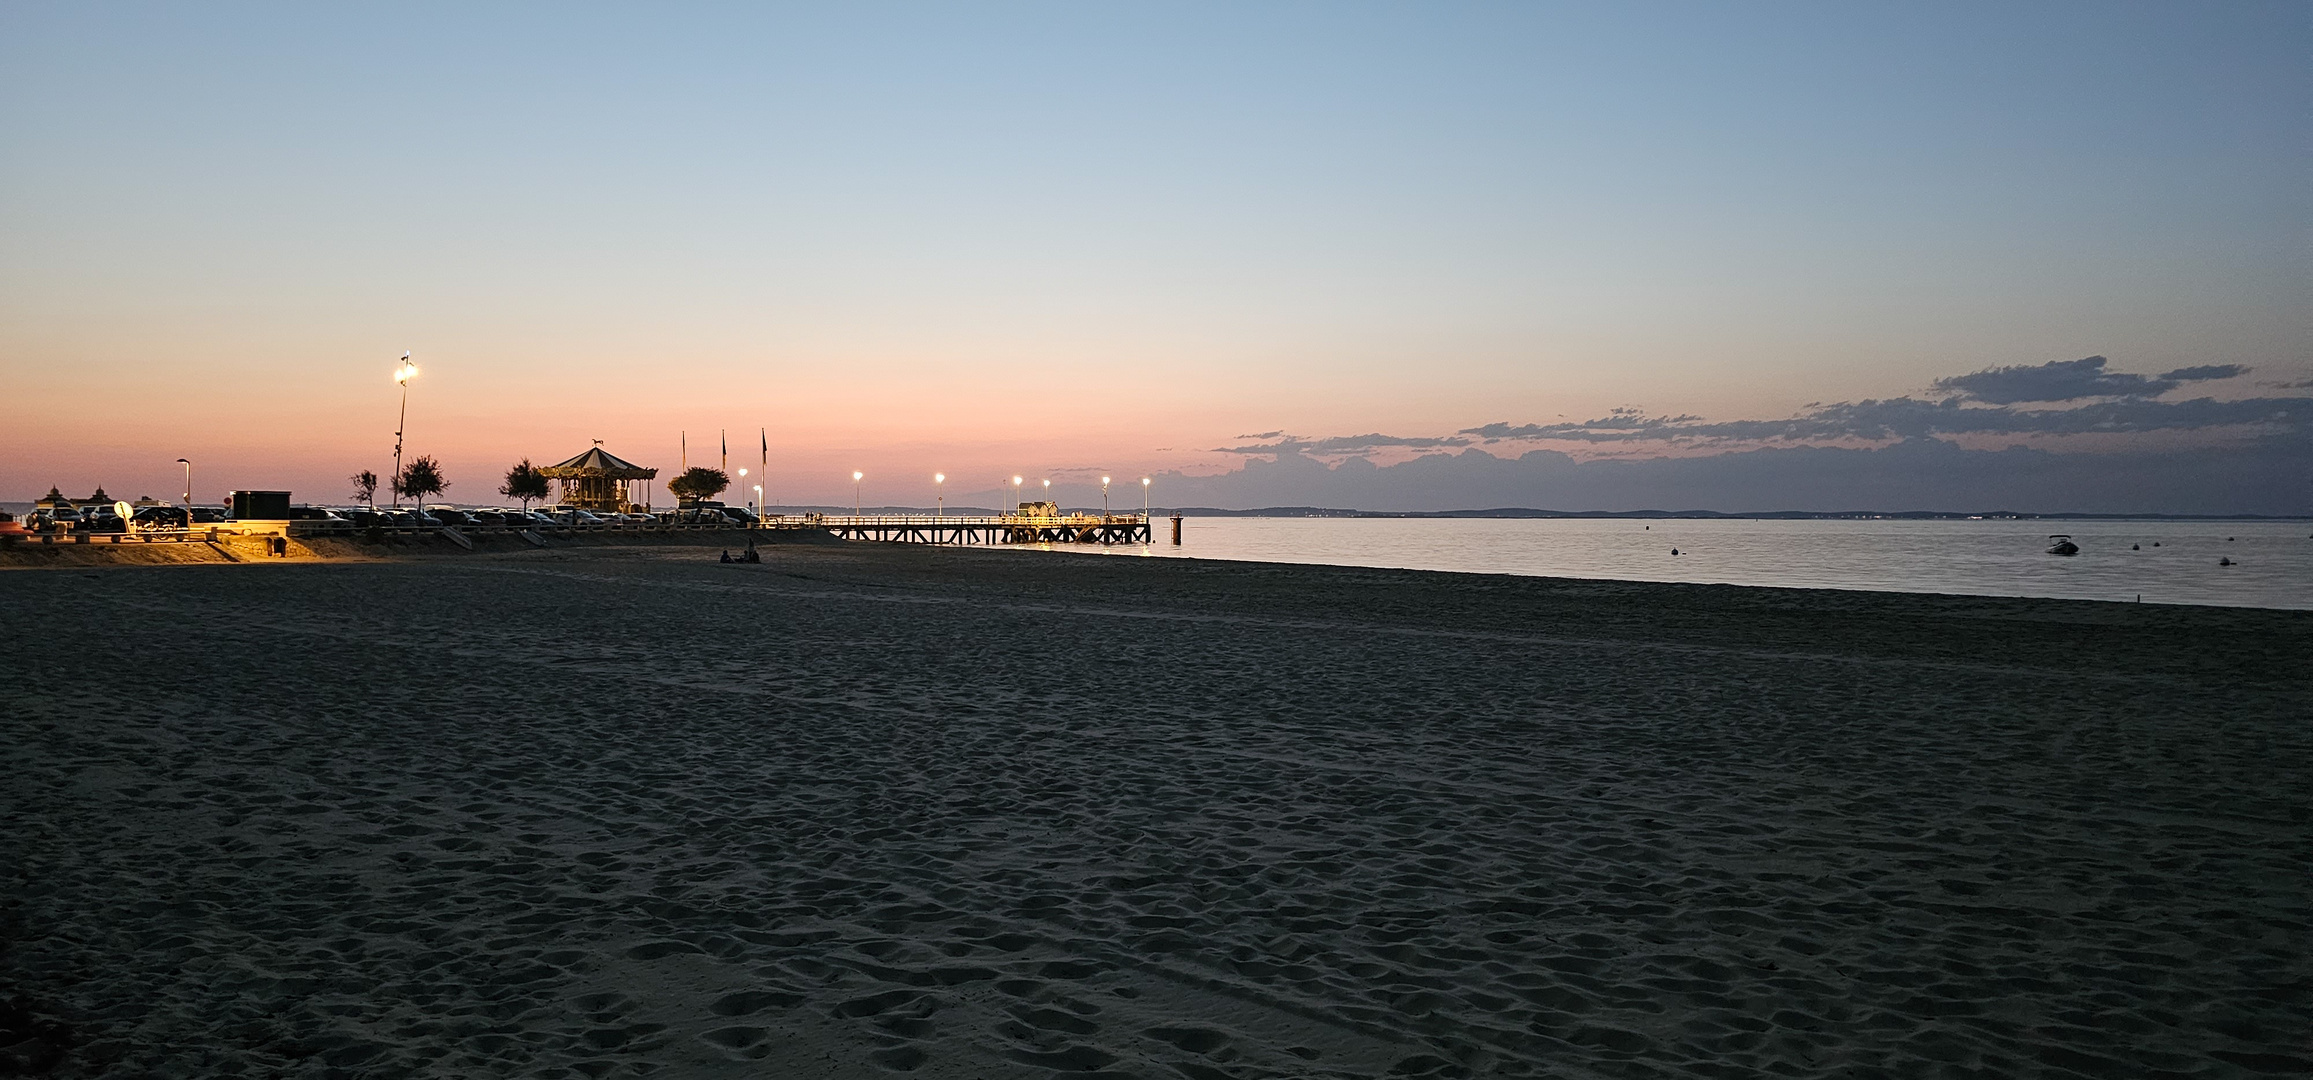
[774,512,1152,546]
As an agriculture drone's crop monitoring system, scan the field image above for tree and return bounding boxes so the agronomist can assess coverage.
[349,469,379,506]
[667,467,730,504]
[499,459,549,510]
[393,455,448,505]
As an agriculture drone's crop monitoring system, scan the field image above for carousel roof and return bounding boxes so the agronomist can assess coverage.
[539,447,657,479]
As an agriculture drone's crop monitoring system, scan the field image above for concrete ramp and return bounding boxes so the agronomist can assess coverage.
[439,527,474,551]
[518,530,549,548]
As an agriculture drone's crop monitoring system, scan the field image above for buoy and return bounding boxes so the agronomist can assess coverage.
[2219,557,2235,566]
[2152,541,2161,547]
[1670,548,1680,555]
[2132,544,2139,550]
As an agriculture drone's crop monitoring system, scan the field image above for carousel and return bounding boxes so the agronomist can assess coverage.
[538,445,658,513]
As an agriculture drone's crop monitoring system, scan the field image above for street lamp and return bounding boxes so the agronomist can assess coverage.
[1142,477,1151,521]
[1011,475,1023,517]
[934,473,945,521]
[853,471,864,517]
[1042,478,1050,514]
[390,354,418,508]
[176,458,191,529]
[1101,476,1111,519]
[738,468,749,516]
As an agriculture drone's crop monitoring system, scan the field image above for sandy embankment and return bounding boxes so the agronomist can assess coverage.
[1,543,2306,1077]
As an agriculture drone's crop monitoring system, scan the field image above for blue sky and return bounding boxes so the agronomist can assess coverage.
[3,2,2306,510]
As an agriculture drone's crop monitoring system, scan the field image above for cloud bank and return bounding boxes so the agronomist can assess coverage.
[1182,358,2310,514]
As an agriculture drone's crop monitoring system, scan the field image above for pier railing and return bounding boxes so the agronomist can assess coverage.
[784,513,1153,546]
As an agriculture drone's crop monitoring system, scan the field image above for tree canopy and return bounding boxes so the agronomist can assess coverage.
[393,456,448,504]
[499,459,549,509]
[667,467,730,503]
[349,469,379,506]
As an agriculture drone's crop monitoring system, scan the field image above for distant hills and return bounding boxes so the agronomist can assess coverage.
[1153,507,2311,521]
[740,504,2306,520]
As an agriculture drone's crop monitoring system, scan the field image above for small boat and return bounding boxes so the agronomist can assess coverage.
[2047,534,2079,556]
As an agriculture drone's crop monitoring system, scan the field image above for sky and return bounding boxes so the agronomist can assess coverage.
[3,2,2307,513]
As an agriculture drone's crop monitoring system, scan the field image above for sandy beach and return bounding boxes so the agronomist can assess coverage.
[2,541,2306,1077]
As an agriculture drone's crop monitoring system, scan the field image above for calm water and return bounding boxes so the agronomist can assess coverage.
[1028,517,2313,610]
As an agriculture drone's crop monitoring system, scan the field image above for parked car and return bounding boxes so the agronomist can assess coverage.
[535,507,598,526]
[131,506,190,529]
[424,507,474,527]
[284,506,346,522]
[190,507,226,524]
[25,508,81,532]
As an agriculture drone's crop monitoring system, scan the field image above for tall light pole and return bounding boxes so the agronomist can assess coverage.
[1142,477,1151,523]
[738,468,749,515]
[1012,475,1023,517]
[1042,478,1051,514]
[934,473,945,521]
[176,458,191,527]
[853,470,863,517]
[1101,476,1111,519]
[391,354,418,507]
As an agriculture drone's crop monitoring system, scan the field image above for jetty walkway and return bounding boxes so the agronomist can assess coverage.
[777,512,1153,546]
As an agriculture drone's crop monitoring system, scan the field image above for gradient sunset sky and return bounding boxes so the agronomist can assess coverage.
[4,3,2306,510]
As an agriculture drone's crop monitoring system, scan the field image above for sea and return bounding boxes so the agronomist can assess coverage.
[1029,517,2313,611]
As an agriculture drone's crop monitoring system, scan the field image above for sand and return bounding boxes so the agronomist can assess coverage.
[2,541,2306,1077]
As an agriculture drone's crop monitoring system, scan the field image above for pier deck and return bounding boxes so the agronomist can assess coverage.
[770,513,1152,546]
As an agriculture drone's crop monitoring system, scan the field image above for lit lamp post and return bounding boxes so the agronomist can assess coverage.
[390,354,418,508]
[934,473,945,521]
[176,458,192,530]
[1042,478,1051,514]
[1011,475,1023,517]
[1101,476,1111,519]
[738,468,749,516]
[853,471,863,517]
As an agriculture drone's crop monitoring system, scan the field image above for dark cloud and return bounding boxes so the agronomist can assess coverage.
[1929,355,2242,404]
[1250,389,2307,458]
[2159,364,2249,383]
[1213,433,1474,456]
[1234,430,1285,440]
[1458,394,2306,445]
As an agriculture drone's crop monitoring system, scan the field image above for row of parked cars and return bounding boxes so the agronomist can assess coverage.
[18,502,762,533]
[315,504,762,529]
[19,505,226,532]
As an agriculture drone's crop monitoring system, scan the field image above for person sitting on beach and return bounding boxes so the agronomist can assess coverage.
[743,548,760,563]
[719,550,733,563]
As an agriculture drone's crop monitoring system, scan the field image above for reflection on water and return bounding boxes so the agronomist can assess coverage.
[1029,517,2313,610]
